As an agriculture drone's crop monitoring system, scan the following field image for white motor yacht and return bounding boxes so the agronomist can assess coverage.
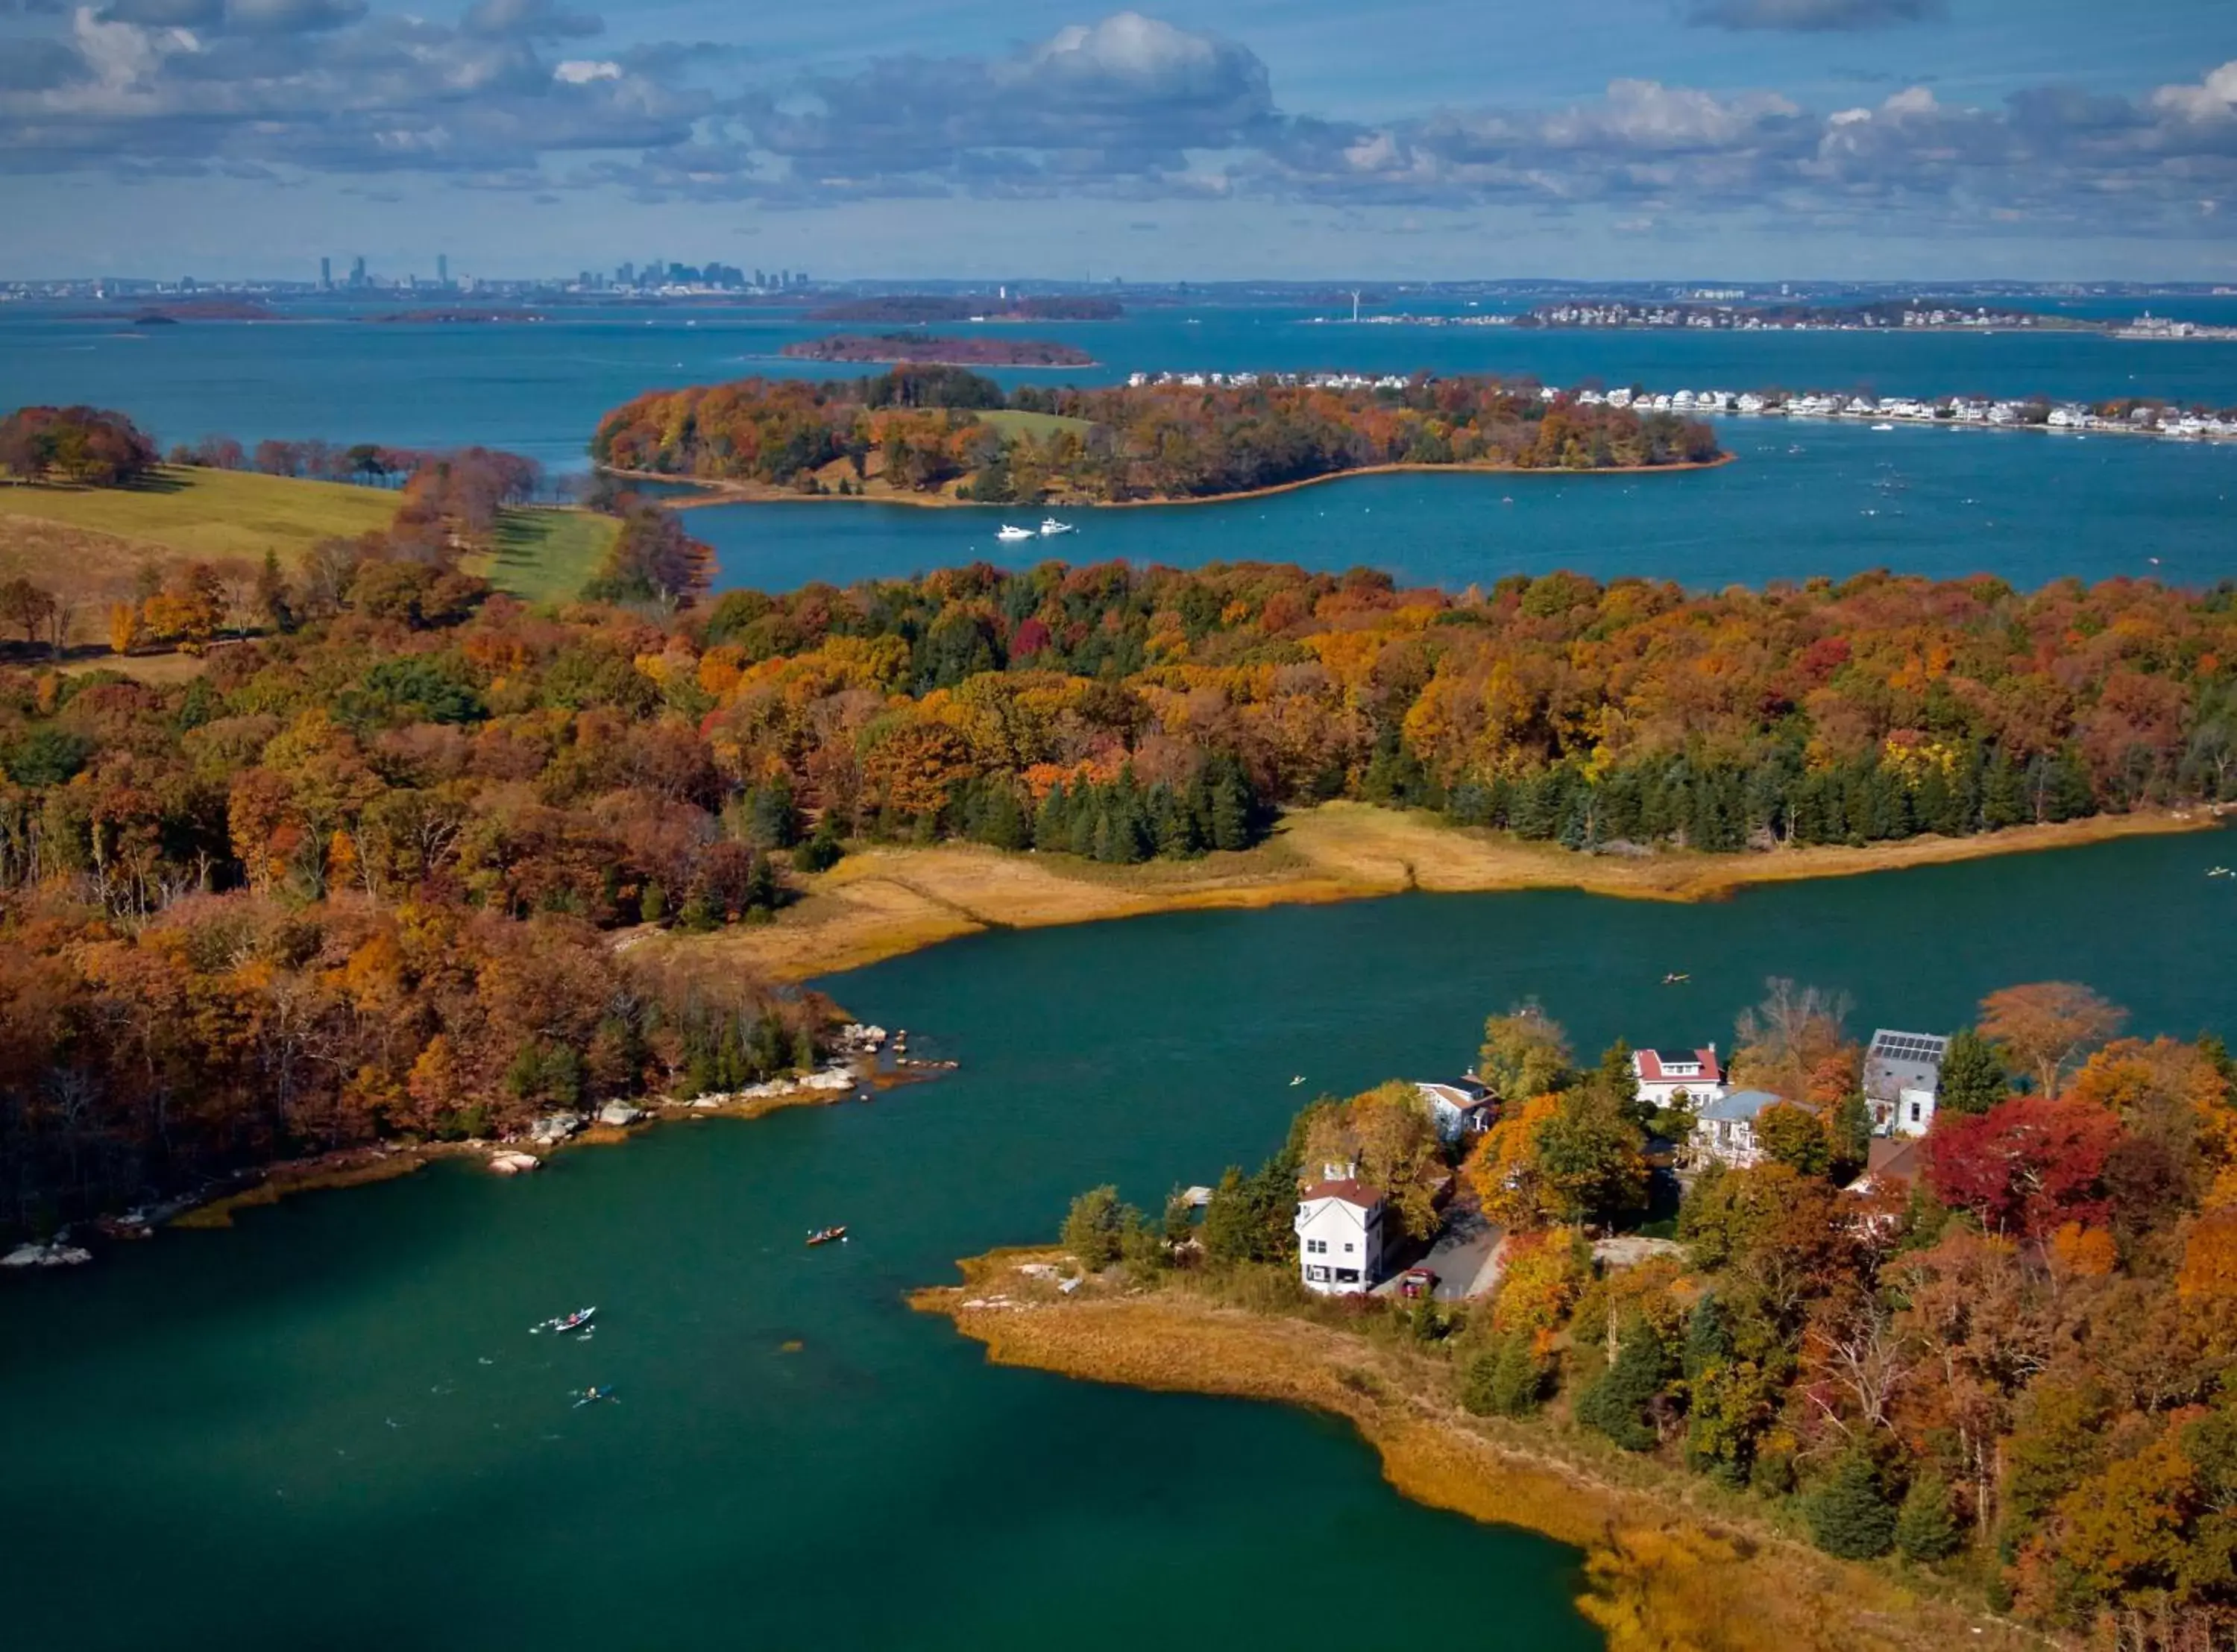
[995,524,1036,543]
[1038,517,1076,536]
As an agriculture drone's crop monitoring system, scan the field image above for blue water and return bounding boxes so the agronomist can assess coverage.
[3,300,2234,591]
[697,417,2236,594]
[6,300,2237,467]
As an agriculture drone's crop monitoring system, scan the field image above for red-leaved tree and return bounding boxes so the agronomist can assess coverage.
[1924,1095,2123,1241]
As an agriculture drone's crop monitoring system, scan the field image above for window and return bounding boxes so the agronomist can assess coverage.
[1306,1265,1330,1282]
[1342,1242,1355,1253]
[1908,1102,1922,1123]
[1335,1269,1360,1284]
[1306,1239,1327,1255]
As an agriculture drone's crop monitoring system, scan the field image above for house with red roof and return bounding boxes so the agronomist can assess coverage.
[1294,1175,1388,1295]
[1630,1044,1728,1112]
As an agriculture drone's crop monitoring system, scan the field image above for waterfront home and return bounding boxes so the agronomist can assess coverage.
[1631,1045,1727,1112]
[1864,1030,1947,1138]
[1690,1090,1811,1170]
[1295,1176,1388,1295]
[1415,1078,1493,1144]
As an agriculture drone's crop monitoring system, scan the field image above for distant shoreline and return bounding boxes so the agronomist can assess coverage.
[605,453,1736,513]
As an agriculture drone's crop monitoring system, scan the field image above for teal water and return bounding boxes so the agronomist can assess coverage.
[2,825,2232,1651]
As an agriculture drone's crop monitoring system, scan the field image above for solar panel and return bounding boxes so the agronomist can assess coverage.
[1868,1030,1947,1063]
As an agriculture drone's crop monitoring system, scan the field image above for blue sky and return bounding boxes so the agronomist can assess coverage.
[3,0,2236,280]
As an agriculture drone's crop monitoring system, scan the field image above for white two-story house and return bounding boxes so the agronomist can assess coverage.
[1690,1089,1813,1170]
[1864,1029,1946,1138]
[1295,1176,1388,1295]
[1632,1045,1728,1112]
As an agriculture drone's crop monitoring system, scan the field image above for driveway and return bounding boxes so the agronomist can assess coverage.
[1421,1208,1506,1302]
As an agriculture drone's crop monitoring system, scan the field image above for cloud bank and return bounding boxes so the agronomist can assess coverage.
[3,5,2235,243]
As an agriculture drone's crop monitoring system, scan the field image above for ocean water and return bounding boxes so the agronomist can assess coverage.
[5,300,2232,594]
[694,417,2237,594]
[1,828,2231,1651]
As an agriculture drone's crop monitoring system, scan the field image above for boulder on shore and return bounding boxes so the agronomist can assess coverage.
[597,1100,646,1128]
[488,1151,541,1176]
[528,1112,584,1146]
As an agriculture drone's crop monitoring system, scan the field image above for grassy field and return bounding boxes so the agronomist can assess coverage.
[473,507,617,602]
[0,467,617,655]
[977,409,1096,441]
[0,465,397,577]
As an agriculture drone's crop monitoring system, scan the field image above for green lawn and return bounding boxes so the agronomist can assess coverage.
[977,409,1096,441]
[0,465,397,570]
[477,507,618,603]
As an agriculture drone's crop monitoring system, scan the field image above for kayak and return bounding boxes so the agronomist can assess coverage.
[806,1226,848,1246]
[532,1306,597,1334]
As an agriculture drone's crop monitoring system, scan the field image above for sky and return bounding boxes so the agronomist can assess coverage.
[3,0,2236,281]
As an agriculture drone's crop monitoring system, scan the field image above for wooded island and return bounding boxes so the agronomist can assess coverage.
[591,367,1725,505]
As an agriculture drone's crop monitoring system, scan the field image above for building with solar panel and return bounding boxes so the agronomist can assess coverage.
[1865,1030,1948,1138]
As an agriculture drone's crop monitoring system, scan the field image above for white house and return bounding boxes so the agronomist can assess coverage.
[1631,1045,1727,1112]
[1864,1029,1947,1138]
[1294,1177,1388,1295]
[1415,1078,1493,1144]
[1690,1090,1811,1170]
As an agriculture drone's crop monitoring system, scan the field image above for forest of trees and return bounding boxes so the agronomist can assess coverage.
[5,540,2235,1242]
[0,406,159,488]
[1070,980,2237,1646]
[588,369,1723,502]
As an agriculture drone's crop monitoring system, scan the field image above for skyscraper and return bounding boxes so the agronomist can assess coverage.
[438,253,449,287]
[350,255,367,288]
[320,256,332,290]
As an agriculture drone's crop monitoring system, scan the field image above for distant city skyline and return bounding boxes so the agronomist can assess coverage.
[1,1,2233,280]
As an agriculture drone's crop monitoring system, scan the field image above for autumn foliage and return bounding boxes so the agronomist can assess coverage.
[589,371,1722,502]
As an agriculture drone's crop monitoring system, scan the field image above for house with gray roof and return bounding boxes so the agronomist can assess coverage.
[1690,1088,1813,1170]
[1865,1030,1948,1138]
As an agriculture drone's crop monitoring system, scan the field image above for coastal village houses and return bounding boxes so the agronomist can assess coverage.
[1864,1029,1947,1138]
[1630,1045,1728,1112]
[1295,1173,1390,1295]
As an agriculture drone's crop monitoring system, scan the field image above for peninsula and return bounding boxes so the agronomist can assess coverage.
[591,365,1723,505]
[779,332,1097,368]
[916,974,2237,1651]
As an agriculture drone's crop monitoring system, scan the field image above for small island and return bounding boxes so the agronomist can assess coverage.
[780,332,1097,368]
[592,365,1724,506]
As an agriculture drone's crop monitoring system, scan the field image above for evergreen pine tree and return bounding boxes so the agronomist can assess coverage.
[1893,1470,1963,1563]
[1936,1027,2008,1116]
[1209,769,1252,851]
[1033,782,1071,852]
[1061,1186,1128,1270]
[1066,791,1099,857]
[1802,1451,1897,1560]
[1577,1314,1671,1451]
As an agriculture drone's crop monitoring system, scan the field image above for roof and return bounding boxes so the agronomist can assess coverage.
[1868,1030,1948,1066]
[1846,1136,1925,1195]
[1866,1137,1924,1185]
[1635,1047,1723,1084]
[1298,1178,1384,1209]
[1695,1088,1798,1123]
